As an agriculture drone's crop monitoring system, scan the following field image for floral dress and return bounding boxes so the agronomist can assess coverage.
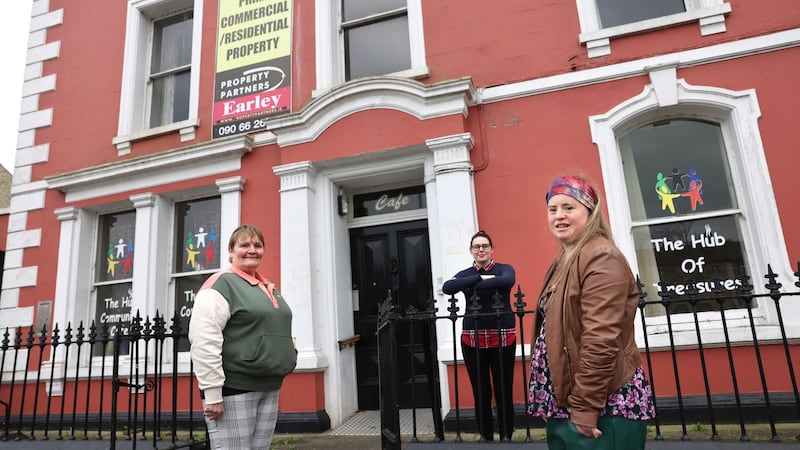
[527,304,656,420]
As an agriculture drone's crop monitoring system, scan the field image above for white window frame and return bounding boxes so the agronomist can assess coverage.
[589,68,799,349]
[576,0,731,58]
[51,182,243,374]
[113,0,204,155]
[314,0,428,97]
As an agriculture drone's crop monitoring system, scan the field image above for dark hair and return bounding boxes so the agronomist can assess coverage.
[470,230,493,247]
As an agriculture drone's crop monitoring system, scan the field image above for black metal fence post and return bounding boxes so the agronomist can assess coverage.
[378,290,401,450]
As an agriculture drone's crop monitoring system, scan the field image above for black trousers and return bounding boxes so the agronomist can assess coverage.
[461,343,515,441]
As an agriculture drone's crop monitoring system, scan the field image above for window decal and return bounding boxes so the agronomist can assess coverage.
[184,226,219,270]
[655,167,704,214]
[107,238,135,278]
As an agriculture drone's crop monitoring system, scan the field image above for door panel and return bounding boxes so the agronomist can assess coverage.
[350,220,434,410]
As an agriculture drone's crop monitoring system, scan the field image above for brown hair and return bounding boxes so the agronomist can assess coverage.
[228,224,265,253]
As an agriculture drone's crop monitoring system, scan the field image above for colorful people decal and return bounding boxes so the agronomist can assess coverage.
[106,238,134,278]
[655,168,704,214]
[184,226,219,270]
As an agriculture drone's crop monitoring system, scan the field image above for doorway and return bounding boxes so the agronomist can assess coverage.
[349,219,436,410]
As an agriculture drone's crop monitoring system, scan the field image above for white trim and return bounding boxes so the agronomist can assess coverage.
[51,207,94,347]
[4,250,23,269]
[271,161,331,369]
[407,0,427,71]
[216,176,246,268]
[9,188,46,214]
[45,135,253,203]
[1,267,38,290]
[14,145,49,172]
[6,229,42,251]
[0,306,34,330]
[113,117,201,156]
[30,8,63,31]
[130,193,171,317]
[268,77,475,147]
[314,0,428,94]
[576,0,731,57]
[26,41,60,66]
[480,28,800,105]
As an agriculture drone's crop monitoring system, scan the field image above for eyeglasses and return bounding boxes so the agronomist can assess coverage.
[470,244,491,251]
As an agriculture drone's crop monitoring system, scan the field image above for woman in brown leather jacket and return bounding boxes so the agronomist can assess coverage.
[527,176,655,449]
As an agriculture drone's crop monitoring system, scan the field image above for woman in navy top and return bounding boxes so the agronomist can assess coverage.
[443,230,516,441]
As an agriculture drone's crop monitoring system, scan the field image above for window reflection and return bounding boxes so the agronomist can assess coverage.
[342,0,411,80]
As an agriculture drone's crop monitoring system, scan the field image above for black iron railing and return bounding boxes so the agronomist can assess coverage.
[0,311,206,449]
[376,263,800,447]
[2,264,800,448]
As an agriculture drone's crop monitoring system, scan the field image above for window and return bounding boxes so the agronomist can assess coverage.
[315,0,427,93]
[51,173,244,371]
[596,0,685,28]
[149,11,193,128]
[114,0,204,154]
[576,0,731,57]
[342,0,410,80]
[172,197,222,352]
[619,119,749,316]
[93,211,136,357]
[590,74,797,345]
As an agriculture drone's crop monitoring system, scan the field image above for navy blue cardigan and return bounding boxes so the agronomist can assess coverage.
[442,262,516,330]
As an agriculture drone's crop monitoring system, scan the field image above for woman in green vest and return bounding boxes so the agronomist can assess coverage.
[189,224,297,449]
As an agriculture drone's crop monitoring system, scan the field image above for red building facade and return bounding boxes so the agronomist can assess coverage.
[1,0,798,431]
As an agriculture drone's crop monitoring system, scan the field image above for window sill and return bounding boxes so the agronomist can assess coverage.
[641,305,799,350]
[643,323,797,352]
[112,117,200,156]
[579,3,732,58]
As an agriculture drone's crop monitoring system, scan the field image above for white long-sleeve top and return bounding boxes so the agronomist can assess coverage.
[188,287,231,405]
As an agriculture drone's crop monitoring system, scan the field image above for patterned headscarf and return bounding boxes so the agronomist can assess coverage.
[545,176,598,211]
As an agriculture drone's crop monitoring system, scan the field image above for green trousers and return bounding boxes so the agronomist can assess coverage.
[546,416,647,450]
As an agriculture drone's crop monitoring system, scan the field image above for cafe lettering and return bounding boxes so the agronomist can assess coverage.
[353,186,426,218]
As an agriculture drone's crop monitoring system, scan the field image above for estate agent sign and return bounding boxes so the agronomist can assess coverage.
[212,0,292,138]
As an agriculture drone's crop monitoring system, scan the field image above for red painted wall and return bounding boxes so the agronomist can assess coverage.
[12,0,799,420]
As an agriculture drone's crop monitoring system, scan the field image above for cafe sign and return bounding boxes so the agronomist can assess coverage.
[352,185,426,218]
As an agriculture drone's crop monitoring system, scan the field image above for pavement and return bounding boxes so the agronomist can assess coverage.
[3,409,800,448]
[3,435,800,449]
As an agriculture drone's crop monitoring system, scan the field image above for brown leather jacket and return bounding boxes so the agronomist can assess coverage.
[533,236,642,428]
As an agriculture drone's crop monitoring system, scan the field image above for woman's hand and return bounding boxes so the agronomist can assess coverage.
[204,402,224,421]
[574,422,602,439]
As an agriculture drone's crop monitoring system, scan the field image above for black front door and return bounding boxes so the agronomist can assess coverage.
[350,220,434,410]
